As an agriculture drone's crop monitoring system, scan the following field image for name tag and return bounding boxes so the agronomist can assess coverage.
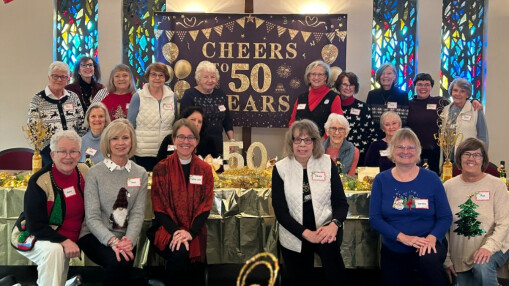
[350,108,361,115]
[415,199,429,209]
[380,149,390,157]
[162,103,173,110]
[387,102,398,109]
[426,104,437,110]
[167,145,176,151]
[461,114,472,121]
[63,103,74,111]
[218,104,226,112]
[311,172,326,181]
[324,99,330,105]
[126,103,130,109]
[127,177,141,187]
[63,186,76,198]
[297,103,306,110]
[85,147,97,156]
[475,191,490,201]
[190,175,203,185]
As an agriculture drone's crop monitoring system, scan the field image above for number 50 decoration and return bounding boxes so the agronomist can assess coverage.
[223,141,268,171]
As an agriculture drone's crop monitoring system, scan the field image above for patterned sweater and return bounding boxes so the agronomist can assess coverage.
[341,96,377,162]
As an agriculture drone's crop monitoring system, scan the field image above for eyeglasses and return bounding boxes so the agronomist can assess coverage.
[50,74,69,81]
[340,83,355,88]
[329,127,346,133]
[415,83,432,88]
[292,137,315,145]
[80,63,94,68]
[54,150,81,157]
[175,135,197,142]
[310,73,326,78]
[149,72,165,78]
[395,145,416,151]
[462,152,483,159]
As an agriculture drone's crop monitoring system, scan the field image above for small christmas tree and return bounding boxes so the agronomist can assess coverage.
[453,194,486,238]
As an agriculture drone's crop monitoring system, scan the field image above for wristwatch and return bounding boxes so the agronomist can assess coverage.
[331,219,343,229]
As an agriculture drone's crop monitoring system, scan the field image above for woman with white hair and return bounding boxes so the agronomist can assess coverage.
[28,61,86,167]
[180,60,234,156]
[364,111,402,172]
[79,102,111,164]
[288,60,343,137]
[323,113,356,175]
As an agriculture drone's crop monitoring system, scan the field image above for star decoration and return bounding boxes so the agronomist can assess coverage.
[246,15,255,23]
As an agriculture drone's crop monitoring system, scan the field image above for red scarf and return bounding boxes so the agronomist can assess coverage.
[151,153,214,262]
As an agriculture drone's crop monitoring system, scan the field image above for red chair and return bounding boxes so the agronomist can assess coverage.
[348,147,360,176]
[0,148,34,170]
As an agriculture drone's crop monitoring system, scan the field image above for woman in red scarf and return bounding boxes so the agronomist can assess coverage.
[150,118,214,285]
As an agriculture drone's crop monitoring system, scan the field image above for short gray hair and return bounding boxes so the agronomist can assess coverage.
[375,63,397,87]
[84,102,111,129]
[304,60,331,86]
[195,60,220,84]
[380,111,402,131]
[324,113,350,134]
[50,130,82,151]
[448,78,472,98]
[387,128,422,164]
[48,61,70,77]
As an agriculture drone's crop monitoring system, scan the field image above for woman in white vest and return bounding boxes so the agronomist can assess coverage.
[272,119,349,285]
[127,62,177,171]
[440,78,489,161]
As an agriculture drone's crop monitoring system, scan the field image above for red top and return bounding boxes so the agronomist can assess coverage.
[101,93,133,121]
[288,85,343,126]
[341,95,355,106]
[51,165,85,242]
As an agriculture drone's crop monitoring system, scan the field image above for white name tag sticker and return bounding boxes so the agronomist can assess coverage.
[63,186,76,198]
[311,172,326,181]
[475,191,490,201]
[297,103,306,110]
[162,104,173,110]
[387,102,398,109]
[63,103,74,111]
[190,175,203,185]
[426,104,437,110]
[85,147,97,156]
[324,99,330,105]
[461,114,472,121]
[415,199,429,209]
[127,177,141,187]
[350,108,361,115]
[218,104,226,112]
[380,149,390,157]
[167,145,176,151]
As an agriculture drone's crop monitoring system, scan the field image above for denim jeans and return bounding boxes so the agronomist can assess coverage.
[456,249,509,286]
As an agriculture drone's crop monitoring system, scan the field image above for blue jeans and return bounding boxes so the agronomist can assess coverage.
[456,249,509,286]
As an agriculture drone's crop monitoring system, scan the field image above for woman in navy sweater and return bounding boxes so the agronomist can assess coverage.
[369,128,452,286]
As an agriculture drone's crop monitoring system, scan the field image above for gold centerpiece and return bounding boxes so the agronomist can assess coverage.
[22,110,52,173]
[435,114,462,181]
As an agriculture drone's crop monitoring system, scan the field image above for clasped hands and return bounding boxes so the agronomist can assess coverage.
[397,233,438,256]
[302,223,339,244]
[109,236,134,262]
[169,229,192,252]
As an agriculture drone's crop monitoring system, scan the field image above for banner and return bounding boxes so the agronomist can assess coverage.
[155,12,347,128]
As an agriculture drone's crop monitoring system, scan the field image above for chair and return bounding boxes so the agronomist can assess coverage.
[348,147,360,176]
[0,148,34,170]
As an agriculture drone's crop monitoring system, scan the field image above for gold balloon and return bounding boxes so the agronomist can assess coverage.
[162,42,179,63]
[174,59,192,79]
[329,66,343,85]
[321,44,339,64]
[166,65,174,83]
[174,80,190,100]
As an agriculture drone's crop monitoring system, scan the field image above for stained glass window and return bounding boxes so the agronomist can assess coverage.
[55,0,99,73]
[122,0,166,88]
[371,0,417,97]
[440,0,485,101]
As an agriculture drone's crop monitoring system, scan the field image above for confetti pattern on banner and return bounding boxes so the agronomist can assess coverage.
[155,13,347,128]
[122,0,166,88]
[440,0,485,101]
[55,0,99,74]
[371,0,417,97]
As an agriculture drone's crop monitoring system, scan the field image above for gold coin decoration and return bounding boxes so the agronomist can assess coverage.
[166,65,174,83]
[173,80,190,100]
[162,42,179,63]
[174,59,192,79]
[321,44,339,64]
[329,66,343,85]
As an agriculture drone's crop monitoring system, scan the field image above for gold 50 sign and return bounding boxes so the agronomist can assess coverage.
[223,141,268,171]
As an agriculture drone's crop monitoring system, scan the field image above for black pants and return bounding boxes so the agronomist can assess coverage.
[133,155,158,172]
[280,238,345,285]
[380,240,448,286]
[78,234,135,286]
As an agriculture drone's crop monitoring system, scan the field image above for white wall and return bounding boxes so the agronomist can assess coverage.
[1,0,507,163]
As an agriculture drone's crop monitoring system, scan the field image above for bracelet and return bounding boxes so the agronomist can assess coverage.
[108,237,119,247]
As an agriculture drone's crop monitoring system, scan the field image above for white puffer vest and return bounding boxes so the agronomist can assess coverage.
[135,84,176,157]
[275,155,332,253]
